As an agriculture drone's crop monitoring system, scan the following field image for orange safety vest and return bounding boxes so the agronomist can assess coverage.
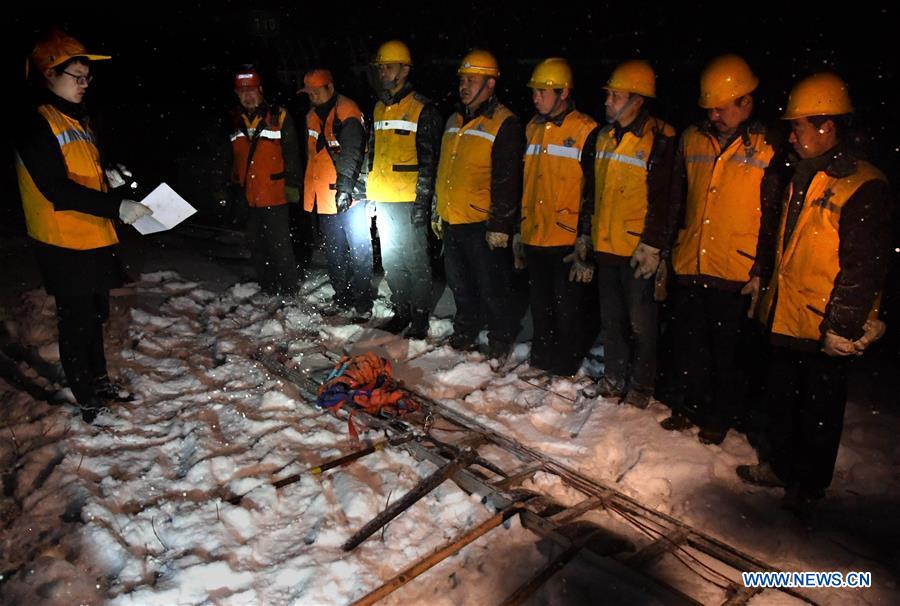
[758,161,886,341]
[520,110,597,247]
[304,95,364,215]
[368,92,425,202]
[672,124,775,283]
[591,117,675,255]
[16,104,118,250]
[231,107,288,208]
[435,104,514,224]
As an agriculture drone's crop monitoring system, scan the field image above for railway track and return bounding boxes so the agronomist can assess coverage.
[254,349,818,606]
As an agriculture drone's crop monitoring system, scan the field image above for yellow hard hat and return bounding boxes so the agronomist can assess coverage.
[605,60,656,98]
[782,72,853,120]
[699,54,758,108]
[458,49,499,78]
[373,40,412,66]
[528,57,573,89]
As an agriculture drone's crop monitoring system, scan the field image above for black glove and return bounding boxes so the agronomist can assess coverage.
[335,191,353,213]
[411,199,429,227]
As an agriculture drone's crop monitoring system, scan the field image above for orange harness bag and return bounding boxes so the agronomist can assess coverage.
[316,353,418,438]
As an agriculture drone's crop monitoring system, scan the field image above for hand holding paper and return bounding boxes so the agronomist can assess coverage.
[131,183,197,234]
[119,199,153,224]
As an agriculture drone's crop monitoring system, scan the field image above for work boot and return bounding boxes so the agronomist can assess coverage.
[94,375,134,403]
[347,308,373,325]
[486,340,511,362]
[449,332,478,351]
[79,398,107,424]
[581,376,625,399]
[698,427,728,445]
[622,388,651,409]
[781,487,824,518]
[736,462,784,488]
[660,412,694,431]
[378,307,412,334]
[405,312,430,340]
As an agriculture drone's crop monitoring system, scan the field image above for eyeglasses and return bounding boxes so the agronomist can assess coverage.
[62,70,93,86]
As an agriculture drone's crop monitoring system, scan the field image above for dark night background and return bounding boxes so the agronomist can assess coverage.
[4,2,900,364]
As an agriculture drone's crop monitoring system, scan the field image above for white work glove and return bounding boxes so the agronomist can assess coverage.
[821,330,857,357]
[486,231,509,250]
[432,218,443,240]
[365,200,377,220]
[105,164,135,190]
[119,199,153,225]
[740,277,761,319]
[852,319,887,354]
[512,234,526,270]
[630,243,661,279]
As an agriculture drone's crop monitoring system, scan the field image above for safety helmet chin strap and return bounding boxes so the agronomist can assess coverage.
[606,93,638,125]
[381,67,409,100]
[463,78,491,113]
[539,90,566,119]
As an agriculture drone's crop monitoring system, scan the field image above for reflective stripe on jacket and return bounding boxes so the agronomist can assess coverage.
[520,110,597,247]
[368,93,424,202]
[304,95,364,214]
[591,117,675,255]
[435,104,514,224]
[672,125,775,282]
[16,104,117,249]
[231,108,288,208]
[759,160,886,342]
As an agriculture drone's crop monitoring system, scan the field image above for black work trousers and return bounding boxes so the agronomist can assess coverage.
[525,245,591,376]
[246,205,299,295]
[318,202,374,312]
[288,203,313,278]
[666,283,752,431]
[55,292,109,406]
[761,346,849,494]
[595,261,658,394]
[443,222,519,346]
[375,202,432,316]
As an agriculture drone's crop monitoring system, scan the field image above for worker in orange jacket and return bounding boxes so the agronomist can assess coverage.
[737,73,891,513]
[434,50,525,359]
[577,60,676,408]
[301,68,373,320]
[15,29,153,423]
[516,58,599,377]
[229,67,301,296]
[659,55,785,445]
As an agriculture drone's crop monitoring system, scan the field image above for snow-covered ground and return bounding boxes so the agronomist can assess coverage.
[1,253,898,605]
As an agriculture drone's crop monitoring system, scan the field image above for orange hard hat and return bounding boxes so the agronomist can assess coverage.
[299,68,334,93]
[29,28,110,75]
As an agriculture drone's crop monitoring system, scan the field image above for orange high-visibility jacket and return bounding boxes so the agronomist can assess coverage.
[17,104,118,249]
[231,107,288,208]
[520,110,597,247]
[672,125,775,283]
[304,95,364,214]
[591,117,675,255]
[759,160,886,341]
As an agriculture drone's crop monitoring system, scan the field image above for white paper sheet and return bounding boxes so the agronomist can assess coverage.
[132,183,197,235]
